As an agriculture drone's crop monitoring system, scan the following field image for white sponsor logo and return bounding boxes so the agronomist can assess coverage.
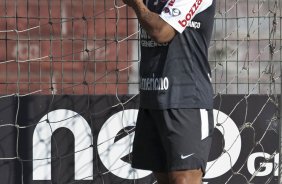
[33,109,150,181]
[247,152,279,177]
[140,74,169,91]
[178,0,202,27]
[187,21,201,29]
[33,109,93,180]
[181,153,195,160]
[32,108,278,181]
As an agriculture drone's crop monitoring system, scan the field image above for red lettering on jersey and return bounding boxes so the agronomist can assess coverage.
[168,0,175,6]
[178,0,203,27]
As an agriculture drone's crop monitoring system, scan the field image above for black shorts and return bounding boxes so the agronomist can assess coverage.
[131,108,214,173]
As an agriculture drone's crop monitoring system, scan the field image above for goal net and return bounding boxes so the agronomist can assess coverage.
[0,0,281,184]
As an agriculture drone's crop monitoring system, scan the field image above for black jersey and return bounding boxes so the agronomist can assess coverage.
[139,0,215,109]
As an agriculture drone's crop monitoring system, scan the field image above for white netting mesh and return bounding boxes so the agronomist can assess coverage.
[0,0,281,184]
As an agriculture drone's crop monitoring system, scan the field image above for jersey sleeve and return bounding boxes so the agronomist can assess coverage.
[160,0,213,33]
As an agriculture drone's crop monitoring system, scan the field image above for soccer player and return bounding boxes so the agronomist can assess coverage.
[122,0,216,183]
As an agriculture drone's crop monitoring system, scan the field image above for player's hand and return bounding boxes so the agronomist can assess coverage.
[122,0,142,8]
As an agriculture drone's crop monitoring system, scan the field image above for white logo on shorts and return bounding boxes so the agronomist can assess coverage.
[181,153,195,159]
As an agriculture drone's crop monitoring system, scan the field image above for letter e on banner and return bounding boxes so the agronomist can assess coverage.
[97,109,151,179]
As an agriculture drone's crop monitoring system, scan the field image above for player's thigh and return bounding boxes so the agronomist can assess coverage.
[169,169,203,184]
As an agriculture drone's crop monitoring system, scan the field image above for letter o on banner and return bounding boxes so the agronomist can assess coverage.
[204,110,242,179]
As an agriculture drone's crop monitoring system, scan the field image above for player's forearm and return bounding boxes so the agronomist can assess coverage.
[127,0,175,43]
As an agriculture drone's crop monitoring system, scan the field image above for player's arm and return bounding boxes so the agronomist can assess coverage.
[122,0,176,43]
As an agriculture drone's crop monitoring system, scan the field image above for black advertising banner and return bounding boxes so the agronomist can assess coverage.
[0,95,279,184]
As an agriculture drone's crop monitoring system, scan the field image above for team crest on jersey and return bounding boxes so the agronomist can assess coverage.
[163,7,181,16]
[162,0,181,17]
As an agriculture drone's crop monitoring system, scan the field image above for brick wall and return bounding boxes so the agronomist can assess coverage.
[0,0,138,95]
